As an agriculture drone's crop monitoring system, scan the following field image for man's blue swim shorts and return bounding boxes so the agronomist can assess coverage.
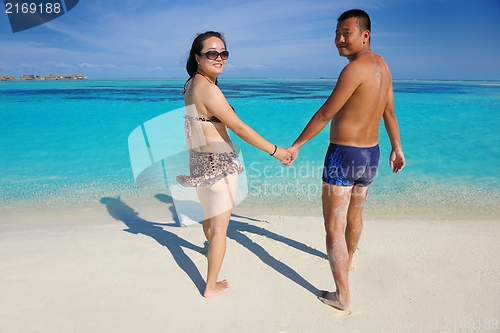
[322,143,380,187]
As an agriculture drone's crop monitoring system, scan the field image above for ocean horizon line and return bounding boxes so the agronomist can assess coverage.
[2,77,500,83]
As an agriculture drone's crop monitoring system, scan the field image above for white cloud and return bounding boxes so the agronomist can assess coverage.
[225,64,270,71]
[76,63,162,73]
[83,63,119,69]
[77,63,101,69]
[44,61,75,69]
[19,63,38,69]
[145,66,163,72]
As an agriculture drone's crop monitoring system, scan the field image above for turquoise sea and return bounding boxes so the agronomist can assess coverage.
[1,79,499,219]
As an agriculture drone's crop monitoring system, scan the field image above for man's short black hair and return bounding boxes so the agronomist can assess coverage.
[338,9,371,33]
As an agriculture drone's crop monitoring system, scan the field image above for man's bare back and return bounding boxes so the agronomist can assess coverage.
[330,51,392,147]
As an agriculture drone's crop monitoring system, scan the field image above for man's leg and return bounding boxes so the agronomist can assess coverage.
[319,182,353,311]
[346,185,370,270]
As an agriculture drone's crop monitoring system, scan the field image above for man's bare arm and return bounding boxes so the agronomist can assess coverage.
[383,83,405,173]
[291,64,363,149]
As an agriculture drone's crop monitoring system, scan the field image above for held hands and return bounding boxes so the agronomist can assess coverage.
[390,149,405,173]
[283,145,299,167]
[272,146,292,165]
[286,146,299,166]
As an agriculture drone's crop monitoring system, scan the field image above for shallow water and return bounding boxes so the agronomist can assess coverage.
[1,79,499,219]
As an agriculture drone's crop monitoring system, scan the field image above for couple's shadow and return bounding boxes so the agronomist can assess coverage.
[100,195,325,296]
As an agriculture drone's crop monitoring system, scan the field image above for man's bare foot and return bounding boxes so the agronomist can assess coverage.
[204,279,230,298]
[318,290,352,312]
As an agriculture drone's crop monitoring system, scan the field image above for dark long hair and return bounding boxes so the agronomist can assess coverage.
[186,31,227,77]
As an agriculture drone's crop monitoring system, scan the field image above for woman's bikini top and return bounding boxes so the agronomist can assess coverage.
[184,114,222,123]
[183,107,235,139]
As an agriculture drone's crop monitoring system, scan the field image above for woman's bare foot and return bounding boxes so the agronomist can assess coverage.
[318,291,352,312]
[204,279,230,298]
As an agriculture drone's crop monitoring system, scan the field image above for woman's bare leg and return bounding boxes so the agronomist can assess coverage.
[196,187,212,242]
[204,209,231,298]
[199,173,238,298]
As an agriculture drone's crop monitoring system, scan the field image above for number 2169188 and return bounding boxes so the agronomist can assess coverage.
[5,3,62,14]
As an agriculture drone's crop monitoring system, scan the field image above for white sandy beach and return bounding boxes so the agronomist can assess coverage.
[1,196,499,333]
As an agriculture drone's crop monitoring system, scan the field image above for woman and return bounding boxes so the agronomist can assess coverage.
[177,31,290,298]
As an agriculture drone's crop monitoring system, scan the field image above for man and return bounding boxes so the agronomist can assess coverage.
[286,9,405,312]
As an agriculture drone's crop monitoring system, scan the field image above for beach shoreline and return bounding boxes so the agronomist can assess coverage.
[2,184,499,229]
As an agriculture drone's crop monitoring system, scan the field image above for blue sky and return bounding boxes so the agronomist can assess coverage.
[1,0,499,80]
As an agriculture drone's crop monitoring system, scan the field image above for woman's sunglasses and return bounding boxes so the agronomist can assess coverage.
[199,50,229,61]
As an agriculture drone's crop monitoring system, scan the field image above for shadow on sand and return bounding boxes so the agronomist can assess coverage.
[100,196,206,296]
[101,194,325,296]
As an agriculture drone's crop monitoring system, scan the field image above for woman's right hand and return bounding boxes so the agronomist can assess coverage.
[284,145,299,166]
[272,147,292,165]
